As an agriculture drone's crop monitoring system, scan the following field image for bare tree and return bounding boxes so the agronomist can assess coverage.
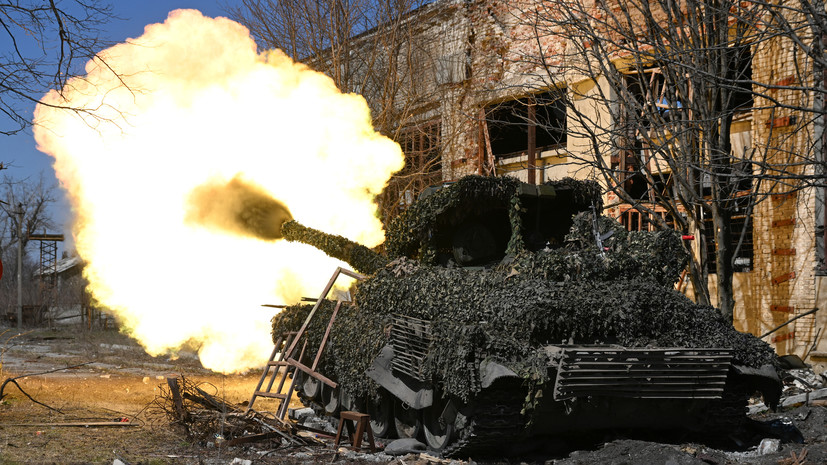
[0,174,56,319]
[500,0,827,321]
[0,174,57,255]
[0,1,115,137]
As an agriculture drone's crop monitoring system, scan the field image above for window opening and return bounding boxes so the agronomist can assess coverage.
[702,194,754,273]
[383,121,442,220]
[484,90,567,159]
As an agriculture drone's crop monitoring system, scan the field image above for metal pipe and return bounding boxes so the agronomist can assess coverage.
[16,204,23,330]
[760,307,820,339]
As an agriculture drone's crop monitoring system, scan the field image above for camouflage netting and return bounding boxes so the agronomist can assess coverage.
[384,175,602,263]
[272,238,773,404]
[281,220,388,275]
[337,261,776,403]
[271,175,775,407]
[515,212,689,286]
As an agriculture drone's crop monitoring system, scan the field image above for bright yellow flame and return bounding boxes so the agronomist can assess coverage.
[33,9,404,373]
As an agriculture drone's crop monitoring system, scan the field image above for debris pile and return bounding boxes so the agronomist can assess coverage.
[149,376,310,448]
[750,361,827,414]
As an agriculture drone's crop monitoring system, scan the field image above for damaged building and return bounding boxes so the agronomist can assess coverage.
[282,0,827,370]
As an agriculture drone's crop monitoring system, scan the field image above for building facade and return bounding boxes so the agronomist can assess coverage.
[363,0,827,368]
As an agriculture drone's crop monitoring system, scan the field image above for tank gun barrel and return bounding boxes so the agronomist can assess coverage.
[281,220,388,275]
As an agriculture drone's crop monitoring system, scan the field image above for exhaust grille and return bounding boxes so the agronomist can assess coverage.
[390,314,432,381]
[552,347,732,400]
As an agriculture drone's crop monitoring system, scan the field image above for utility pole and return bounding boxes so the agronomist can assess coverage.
[16,203,23,331]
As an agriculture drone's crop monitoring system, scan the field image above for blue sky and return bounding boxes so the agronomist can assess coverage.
[5,1,245,245]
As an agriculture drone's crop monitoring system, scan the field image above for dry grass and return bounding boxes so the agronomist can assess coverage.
[0,327,308,464]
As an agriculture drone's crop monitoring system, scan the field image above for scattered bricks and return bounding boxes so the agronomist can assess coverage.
[771,305,795,313]
[772,271,796,285]
[772,218,796,228]
[772,331,796,343]
[775,76,797,86]
[771,192,797,202]
[765,115,797,128]
[772,248,796,255]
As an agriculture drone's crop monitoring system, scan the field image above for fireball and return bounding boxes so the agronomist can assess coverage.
[33,9,404,373]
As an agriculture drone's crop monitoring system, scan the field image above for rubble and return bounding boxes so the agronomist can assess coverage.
[148,375,310,448]
[749,363,827,414]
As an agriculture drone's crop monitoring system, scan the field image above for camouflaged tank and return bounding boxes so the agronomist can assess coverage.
[273,175,781,457]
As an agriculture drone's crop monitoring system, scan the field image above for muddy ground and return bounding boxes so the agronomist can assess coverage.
[1,327,826,465]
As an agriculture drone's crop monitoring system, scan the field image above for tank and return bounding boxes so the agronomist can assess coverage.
[271,175,781,457]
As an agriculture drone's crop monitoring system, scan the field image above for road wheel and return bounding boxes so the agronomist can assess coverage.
[366,388,395,438]
[323,385,340,415]
[423,395,455,451]
[394,399,422,439]
[302,375,321,400]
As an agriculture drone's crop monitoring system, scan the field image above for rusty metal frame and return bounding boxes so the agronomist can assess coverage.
[279,267,364,419]
[246,267,364,420]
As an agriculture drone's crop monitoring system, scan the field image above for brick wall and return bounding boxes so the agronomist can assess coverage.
[743,18,820,358]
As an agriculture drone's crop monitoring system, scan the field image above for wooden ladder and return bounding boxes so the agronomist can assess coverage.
[245,330,304,419]
[246,267,364,420]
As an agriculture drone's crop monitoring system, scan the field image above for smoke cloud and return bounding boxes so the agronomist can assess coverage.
[187,176,293,240]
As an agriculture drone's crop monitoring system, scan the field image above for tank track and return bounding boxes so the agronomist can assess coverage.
[701,391,749,436]
[441,384,528,458]
[442,387,750,458]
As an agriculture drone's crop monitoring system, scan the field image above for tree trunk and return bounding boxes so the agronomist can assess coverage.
[687,215,711,306]
[712,207,735,322]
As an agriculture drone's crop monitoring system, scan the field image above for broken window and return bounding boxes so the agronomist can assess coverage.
[484,90,567,159]
[727,45,753,112]
[382,121,442,220]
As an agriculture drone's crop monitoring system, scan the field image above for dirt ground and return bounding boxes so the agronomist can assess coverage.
[1,326,826,465]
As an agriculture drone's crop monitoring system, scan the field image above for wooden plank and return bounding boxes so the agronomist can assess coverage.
[167,377,188,422]
[0,422,138,427]
[772,272,796,285]
[224,431,283,446]
[286,358,338,389]
[771,305,796,313]
[772,218,796,228]
[772,248,796,256]
[253,391,287,399]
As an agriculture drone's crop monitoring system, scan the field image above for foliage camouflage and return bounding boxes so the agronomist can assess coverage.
[272,175,775,407]
[273,235,773,404]
[516,211,689,286]
[384,175,602,263]
[281,220,389,275]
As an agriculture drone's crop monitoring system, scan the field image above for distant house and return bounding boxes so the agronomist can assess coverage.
[33,255,95,326]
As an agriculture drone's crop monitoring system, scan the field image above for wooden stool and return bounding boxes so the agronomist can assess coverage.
[334,411,376,452]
